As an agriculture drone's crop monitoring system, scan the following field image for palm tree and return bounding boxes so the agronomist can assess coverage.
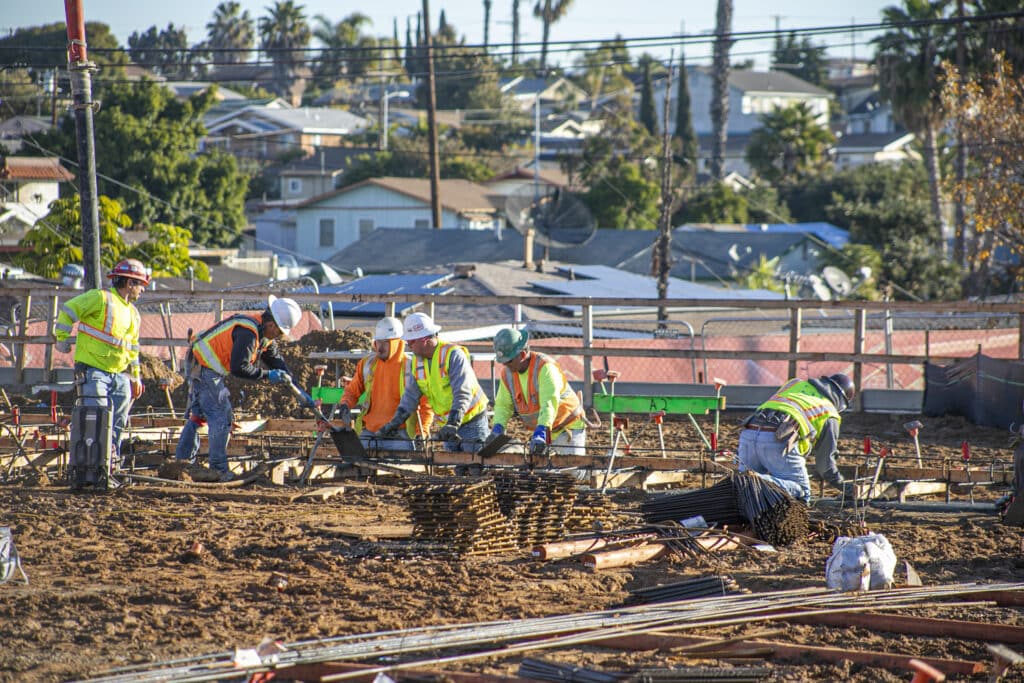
[483,0,493,51]
[709,0,733,180]
[313,12,373,81]
[874,0,953,233]
[511,0,521,65]
[206,2,255,64]
[533,0,574,72]
[745,103,836,184]
[259,1,312,97]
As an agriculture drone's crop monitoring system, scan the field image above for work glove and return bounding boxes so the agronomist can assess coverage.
[267,369,290,384]
[55,340,72,354]
[130,379,145,400]
[529,425,550,457]
[483,424,504,447]
[337,404,352,427]
[437,423,460,442]
[379,410,409,437]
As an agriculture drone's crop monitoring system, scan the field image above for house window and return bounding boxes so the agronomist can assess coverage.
[414,219,430,230]
[319,218,335,247]
[358,219,374,238]
[288,178,302,194]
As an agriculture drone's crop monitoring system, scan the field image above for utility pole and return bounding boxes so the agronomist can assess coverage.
[64,0,101,290]
[953,0,967,267]
[422,0,442,229]
[654,54,675,326]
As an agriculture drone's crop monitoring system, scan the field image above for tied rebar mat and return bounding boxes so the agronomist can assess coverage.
[403,477,518,556]
[517,658,770,683]
[640,473,809,547]
[624,575,745,606]
[493,470,578,547]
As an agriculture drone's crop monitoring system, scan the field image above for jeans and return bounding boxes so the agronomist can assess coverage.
[550,427,587,456]
[446,412,489,453]
[360,432,414,451]
[737,428,812,503]
[176,367,234,472]
[75,363,131,467]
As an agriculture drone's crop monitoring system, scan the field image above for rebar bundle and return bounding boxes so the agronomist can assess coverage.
[565,490,617,533]
[493,471,578,547]
[402,477,518,556]
[624,576,744,606]
[640,473,808,547]
[519,658,625,683]
[629,666,771,682]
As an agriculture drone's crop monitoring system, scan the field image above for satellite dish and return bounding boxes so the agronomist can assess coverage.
[808,274,832,301]
[504,185,596,248]
[822,266,854,297]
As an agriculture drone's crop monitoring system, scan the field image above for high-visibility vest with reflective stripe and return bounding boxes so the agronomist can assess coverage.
[408,341,487,425]
[500,352,583,435]
[54,288,140,378]
[353,352,415,435]
[191,314,266,376]
[759,379,840,455]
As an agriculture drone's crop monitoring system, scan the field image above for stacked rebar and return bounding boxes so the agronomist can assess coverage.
[624,575,745,605]
[519,658,625,683]
[565,490,617,533]
[640,473,808,547]
[493,471,578,547]
[732,472,808,547]
[402,477,518,555]
[629,667,771,682]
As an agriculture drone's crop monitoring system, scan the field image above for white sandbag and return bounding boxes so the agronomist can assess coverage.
[825,533,896,591]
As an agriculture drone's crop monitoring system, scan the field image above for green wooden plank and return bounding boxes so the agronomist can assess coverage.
[592,394,725,415]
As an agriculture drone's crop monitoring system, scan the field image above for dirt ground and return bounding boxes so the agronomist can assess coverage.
[2,334,1024,682]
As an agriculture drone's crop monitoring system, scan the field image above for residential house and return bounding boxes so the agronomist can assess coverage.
[833,132,918,170]
[485,165,574,200]
[207,63,313,106]
[499,76,589,112]
[161,81,248,102]
[275,146,376,203]
[0,116,52,154]
[272,177,503,263]
[202,104,370,162]
[0,156,74,252]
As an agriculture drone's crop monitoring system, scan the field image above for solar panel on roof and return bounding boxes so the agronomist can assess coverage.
[313,274,454,316]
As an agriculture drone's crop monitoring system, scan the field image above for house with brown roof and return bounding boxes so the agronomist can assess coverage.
[0,156,74,251]
[262,177,504,263]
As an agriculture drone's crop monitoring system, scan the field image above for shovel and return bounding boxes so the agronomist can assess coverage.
[477,432,514,458]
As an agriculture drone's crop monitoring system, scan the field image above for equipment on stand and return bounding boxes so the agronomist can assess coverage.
[68,396,113,492]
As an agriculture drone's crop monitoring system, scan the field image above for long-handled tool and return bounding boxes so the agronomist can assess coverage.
[904,420,924,468]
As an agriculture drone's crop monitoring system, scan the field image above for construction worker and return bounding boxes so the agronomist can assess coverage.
[378,312,489,453]
[738,373,857,504]
[175,295,302,480]
[485,328,586,456]
[336,316,433,450]
[53,258,149,470]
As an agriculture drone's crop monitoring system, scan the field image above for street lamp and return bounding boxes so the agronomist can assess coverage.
[381,88,411,151]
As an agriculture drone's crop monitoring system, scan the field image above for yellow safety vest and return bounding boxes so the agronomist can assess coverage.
[760,379,840,455]
[54,288,140,379]
[500,352,583,435]
[408,341,487,425]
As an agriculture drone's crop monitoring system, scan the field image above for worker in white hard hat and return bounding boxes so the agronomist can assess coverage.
[377,312,490,452]
[485,327,587,457]
[335,317,433,450]
[175,295,302,480]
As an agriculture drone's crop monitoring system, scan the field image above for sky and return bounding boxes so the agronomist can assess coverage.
[4,0,896,71]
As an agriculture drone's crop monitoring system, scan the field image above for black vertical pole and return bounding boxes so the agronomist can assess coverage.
[421,0,442,228]
[65,0,102,290]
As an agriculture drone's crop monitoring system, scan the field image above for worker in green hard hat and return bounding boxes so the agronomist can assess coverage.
[485,327,587,457]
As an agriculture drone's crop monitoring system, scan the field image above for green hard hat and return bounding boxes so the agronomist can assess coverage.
[493,328,530,363]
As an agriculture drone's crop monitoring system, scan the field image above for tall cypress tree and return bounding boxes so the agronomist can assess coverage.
[673,50,698,173]
[639,60,659,136]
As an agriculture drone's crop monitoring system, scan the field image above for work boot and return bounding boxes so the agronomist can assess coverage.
[217,471,235,483]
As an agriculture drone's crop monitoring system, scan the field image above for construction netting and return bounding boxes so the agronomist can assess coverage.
[924,353,1024,430]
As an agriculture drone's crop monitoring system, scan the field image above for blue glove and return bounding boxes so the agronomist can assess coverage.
[267,369,290,384]
[483,424,504,447]
[438,423,460,442]
[530,425,549,456]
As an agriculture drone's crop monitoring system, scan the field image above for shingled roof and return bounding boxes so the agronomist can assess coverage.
[0,156,74,182]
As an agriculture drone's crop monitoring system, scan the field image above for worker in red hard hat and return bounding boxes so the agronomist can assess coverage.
[336,317,433,450]
[53,258,150,475]
[738,373,856,504]
[175,294,301,480]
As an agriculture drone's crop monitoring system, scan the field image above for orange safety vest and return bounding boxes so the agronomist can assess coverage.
[190,314,269,376]
[499,352,583,433]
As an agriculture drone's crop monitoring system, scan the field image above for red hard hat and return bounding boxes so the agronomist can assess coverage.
[108,258,150,285]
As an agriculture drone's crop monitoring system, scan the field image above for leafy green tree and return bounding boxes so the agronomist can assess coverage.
[740,255,785,292]
[672,50,698,174]
[746,103,835,184]
[313,13,375,83]
[771,31,828,86]
[821,243,883,301]
[0,68,45,119]
[572,37,631,109]
[533,0,575,71]
[338,127,497,187]
[739,184,793,224]
[873,0,954,230]
[429,48,502,110]
[205,2,255,63]
[584,163,660,229]
[638,60,658,136]
[673,182,748,224]
[710,0,733,179]
[0,22,126,72]
[34,80,249,247]
[125,223,210,281]
[128,24,195,78]
[259,1,312,97]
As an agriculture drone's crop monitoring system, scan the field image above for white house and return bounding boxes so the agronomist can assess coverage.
[269,177,503,262]
[0,156,74,236]
[834,132,919,170]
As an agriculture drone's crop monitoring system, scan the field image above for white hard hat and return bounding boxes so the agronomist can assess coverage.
[374,316,404,341]
[402,312,441,341]
[267,295,301,339]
